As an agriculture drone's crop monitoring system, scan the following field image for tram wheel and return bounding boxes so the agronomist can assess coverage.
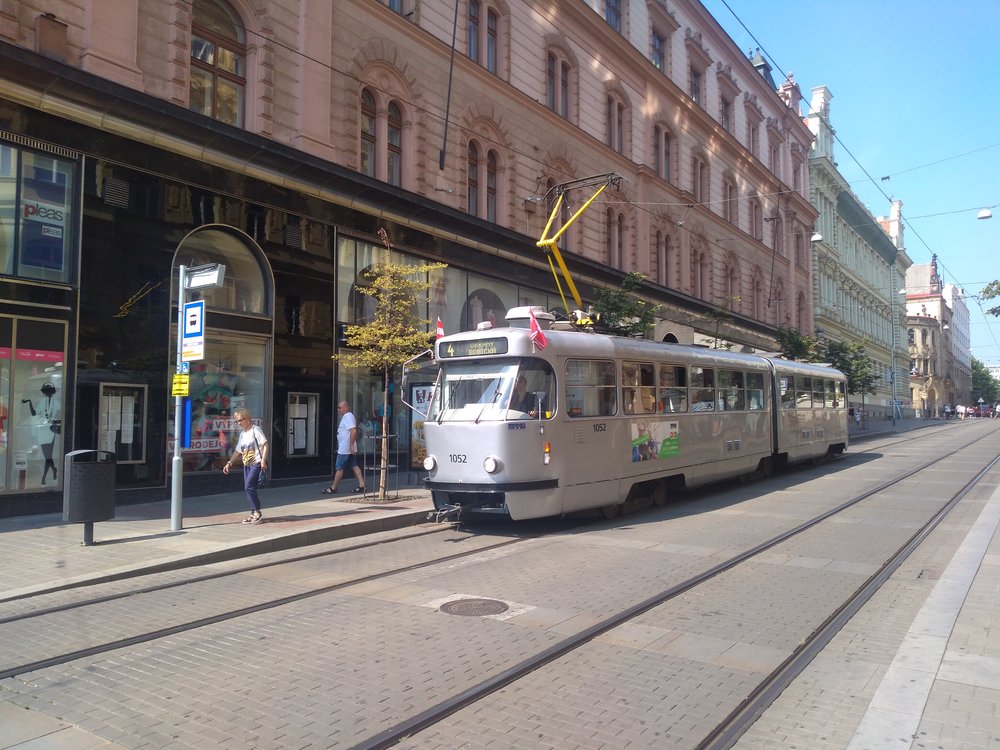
[758,457,773,478]
[652,483,668,506]
[600,503,620,519]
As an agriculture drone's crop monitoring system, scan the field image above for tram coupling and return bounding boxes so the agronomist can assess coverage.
[429,504,463,523]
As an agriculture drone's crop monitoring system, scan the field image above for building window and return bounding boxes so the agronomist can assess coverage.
[359,87,407,187]
[546,51,572,119]
[692,155,708,205]
[653,125,672,183]
[360,89,376,178]
[721,97,732,131]
[468,141,500,223]
[655,230,670,287]
[546,178,571,251]
[189,0,246,127]
[467,142,479,215]
[747,121,759,158]
[749,198,762,240]
[606,0,621,32]
[651,31,665,71]
[606,209,625,269]
[689,67,702,105]
[606,95,626,154]
[387,102,402,187]
[467,1,501,74]
[468,0,480,63]
[723,177,737,224]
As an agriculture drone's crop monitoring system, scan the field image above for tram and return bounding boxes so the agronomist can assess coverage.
[419,307,849,520]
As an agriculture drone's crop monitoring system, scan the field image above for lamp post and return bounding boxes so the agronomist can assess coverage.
[171,262,226,532]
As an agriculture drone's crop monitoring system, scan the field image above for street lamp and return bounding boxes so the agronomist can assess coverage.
[171,262,226,532]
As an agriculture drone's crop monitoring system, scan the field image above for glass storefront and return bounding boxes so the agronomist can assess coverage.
[169,335,268,472]
[0,143,77,284]
[0,318,67,491]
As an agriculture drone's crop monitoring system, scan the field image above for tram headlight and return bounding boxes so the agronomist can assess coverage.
[483,455,503,474]
[423,455,436,471]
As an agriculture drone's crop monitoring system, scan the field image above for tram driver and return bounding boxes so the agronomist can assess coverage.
[510,376,536,414]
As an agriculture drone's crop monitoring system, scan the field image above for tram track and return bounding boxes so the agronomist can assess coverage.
[1,422,994,749]
[353,426,1000,749]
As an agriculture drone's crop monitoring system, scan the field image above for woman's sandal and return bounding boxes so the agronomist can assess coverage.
[321,486,337,494]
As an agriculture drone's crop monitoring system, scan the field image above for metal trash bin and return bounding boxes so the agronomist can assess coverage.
[63,450,116,545]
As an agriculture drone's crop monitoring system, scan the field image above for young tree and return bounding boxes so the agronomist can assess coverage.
[971,357,999,405]
[334,229,446,500]
[775,325,822,361]
[590,272,660,337]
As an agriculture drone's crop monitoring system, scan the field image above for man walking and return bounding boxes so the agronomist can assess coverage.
[323,400,366,494]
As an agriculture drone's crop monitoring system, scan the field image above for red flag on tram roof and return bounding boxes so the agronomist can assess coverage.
[436,317,444,340]
[528,307,548,350]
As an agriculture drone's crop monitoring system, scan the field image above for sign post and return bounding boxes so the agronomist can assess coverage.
[171,263,225,532]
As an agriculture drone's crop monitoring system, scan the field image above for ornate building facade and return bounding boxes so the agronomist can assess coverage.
[0,0,815,515]
[904,258,972,415]
[807,86,911,419]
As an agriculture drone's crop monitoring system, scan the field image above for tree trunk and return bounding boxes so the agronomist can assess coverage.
[378,372,389,501]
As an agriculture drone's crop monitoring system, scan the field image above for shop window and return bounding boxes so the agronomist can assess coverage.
[99,384,148,463]
[5,318,67,491]
[3,147,78,284]
[189,0,247,127]
[287,392,319,457]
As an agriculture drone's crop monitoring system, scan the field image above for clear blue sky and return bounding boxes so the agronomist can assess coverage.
[700,0,1000,367]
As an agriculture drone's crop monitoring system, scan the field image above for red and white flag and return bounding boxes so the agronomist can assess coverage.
[436,317,444,339]
[528,307,548,350]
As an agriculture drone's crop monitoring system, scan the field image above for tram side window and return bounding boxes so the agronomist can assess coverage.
[796,376,812,408]
[779,376,795,409]
[658,364,687,413]
[746,372,765,410]
[837,381,846,406]
[812,378,824,407]
[825,379,837,407]
[565,359,617,417]
[718,370,745,411]
[690,366,715,411]
[622,361,655,414]
[509,359,556,419]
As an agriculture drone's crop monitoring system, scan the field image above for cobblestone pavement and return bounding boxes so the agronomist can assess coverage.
[1,419,998,749]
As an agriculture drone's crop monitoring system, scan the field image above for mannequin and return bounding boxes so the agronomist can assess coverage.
[22,382,61,484]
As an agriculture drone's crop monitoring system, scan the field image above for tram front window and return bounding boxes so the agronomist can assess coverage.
[427,359,556,422]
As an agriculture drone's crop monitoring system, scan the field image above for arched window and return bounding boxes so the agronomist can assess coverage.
[468,0,504,75]
[546,49,574,120]
[545,177,572,252]
[467,141,501,223]
[692,154,709,205]
[387,102,403,187]
[360,89,377,178]
[653,124,673,183]
[358,84,409,187]
[723,176,738,224]
[189,0,246,127]
[749,197,762,240]
[655,230,670,287]
[467,142,479,215]
[606,208,625,268]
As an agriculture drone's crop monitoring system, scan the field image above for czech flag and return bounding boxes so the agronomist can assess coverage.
[528,307,548,350]
[436,317,444,339]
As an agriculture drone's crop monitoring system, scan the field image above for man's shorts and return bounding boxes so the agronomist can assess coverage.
[335,453,359,471]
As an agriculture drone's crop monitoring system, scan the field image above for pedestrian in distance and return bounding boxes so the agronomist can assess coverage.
[323,400,366,494]
[222,406,269,524]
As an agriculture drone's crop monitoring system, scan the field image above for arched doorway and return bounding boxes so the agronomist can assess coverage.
[170,225,274,476]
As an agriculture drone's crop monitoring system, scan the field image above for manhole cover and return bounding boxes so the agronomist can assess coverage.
[439,598,509,617]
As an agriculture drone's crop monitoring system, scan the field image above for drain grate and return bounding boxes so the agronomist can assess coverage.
[439,598,510,617]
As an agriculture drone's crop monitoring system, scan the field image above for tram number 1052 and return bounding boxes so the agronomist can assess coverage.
[449,454,468,463]
[593,423,607,432]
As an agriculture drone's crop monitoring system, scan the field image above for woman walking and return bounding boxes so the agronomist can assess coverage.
[223,407,269,524]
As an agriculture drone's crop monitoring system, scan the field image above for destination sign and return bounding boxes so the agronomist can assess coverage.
[440,337,509,358]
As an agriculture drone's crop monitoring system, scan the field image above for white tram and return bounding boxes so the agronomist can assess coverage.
[419,307,849,520]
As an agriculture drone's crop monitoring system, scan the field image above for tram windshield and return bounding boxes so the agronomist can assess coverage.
[427,358,556,422]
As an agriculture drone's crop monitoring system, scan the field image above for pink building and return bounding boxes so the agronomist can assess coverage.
[0,0,815,515]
